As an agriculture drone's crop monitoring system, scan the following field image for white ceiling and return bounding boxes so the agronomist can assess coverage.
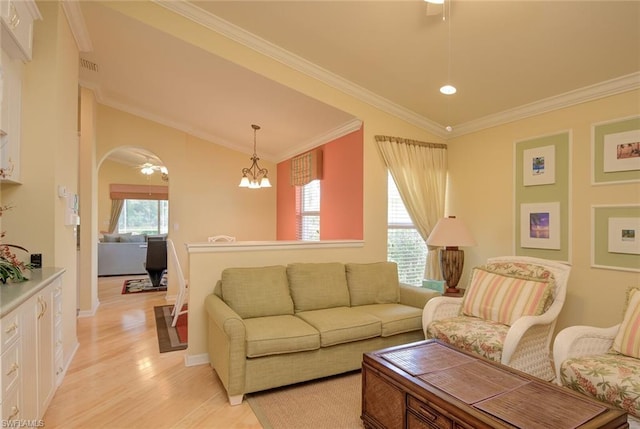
[76,0,640,165]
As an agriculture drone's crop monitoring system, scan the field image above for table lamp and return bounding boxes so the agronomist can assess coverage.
[426,216,477,295]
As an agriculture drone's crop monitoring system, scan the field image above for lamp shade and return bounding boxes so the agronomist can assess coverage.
[426,216,477,248]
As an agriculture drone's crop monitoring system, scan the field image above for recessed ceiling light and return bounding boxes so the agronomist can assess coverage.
[424,0,444,4]
[440,85,457,95]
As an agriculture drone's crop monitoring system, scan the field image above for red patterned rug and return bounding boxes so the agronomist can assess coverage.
[122,275,167,294]
[153,305,187,353]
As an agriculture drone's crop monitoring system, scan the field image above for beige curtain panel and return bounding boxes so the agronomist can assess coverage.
[108,199,124,234]
[375,135,447,280]
[290,149,323,186]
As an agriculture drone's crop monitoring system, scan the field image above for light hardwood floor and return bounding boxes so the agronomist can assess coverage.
[43,276,262,428]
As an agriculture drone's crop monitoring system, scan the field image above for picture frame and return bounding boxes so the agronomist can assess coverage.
[520,202,561,250]
[607,217,640,255]
[603,129,640,173]
[592,116,640,185]
[514,131,570,262]
[523,145,555,186]
[592,204,640,272]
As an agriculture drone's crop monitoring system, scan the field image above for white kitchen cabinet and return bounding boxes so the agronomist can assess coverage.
[0,270,64,422]
[20,278,57,420]
[52,284,63,386]
[0,0,39,184]
[0,48,22,183]
[0,0,41,62]
[0,308,21,421]
[0,62,6,136]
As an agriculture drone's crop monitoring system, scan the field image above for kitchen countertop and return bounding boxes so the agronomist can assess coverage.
[0,267,66,318]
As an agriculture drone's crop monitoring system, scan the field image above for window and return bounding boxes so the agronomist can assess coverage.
[297,180,320,241]
[387,173,427,286]
[118,199,169,235]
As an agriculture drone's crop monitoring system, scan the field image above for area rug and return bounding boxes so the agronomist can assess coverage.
[122,275,167,294]
[247,371,362,429]
[153,305,187,353]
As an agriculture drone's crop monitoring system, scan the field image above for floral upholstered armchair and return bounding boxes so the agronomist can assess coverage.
[423,256,571,381]
[553,286,640,427]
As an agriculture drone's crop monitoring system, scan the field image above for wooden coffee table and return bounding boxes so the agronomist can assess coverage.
[361,340,628,429]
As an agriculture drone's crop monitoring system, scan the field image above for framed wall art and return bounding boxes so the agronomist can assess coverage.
[592,116,640,185]
[514,131,570,262]
[603,129,640,173]
[520,202,561,250]
[522,145,555,186]
[592,204,640,272]
[608,217,640,255]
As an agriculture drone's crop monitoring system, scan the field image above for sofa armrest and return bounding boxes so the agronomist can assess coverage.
[552,324,619,384]
[421,296,464,336]
[398,283,440,309]
[204,294,247,398]
[502,306,561,361]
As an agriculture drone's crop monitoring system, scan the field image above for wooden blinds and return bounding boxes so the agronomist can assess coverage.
[109,184,168,200]
[290,149,323,186]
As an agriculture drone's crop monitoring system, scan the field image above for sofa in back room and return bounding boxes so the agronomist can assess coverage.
[97,232,167,276]
[205,261,439,405]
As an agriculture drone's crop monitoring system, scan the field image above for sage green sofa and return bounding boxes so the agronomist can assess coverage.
[204,261,438,405]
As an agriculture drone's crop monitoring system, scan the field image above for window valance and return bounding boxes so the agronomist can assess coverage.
[290,149,323,186]
[374,135,447,149]
[109,184,168,200]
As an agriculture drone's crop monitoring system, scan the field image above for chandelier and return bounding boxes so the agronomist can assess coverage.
[239,124,272,189]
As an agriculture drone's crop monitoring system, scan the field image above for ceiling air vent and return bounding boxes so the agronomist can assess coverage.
[80,58,98,72]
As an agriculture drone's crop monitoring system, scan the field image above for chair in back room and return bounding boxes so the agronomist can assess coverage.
[145,238,167,288]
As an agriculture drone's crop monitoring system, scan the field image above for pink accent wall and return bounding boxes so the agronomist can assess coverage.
[276,160,297,239]
[276,126,364,240]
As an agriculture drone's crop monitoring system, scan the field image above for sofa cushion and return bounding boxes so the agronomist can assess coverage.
[287,263,350,312]
[427,315,508,363]
[612,287,640,359]
[353,304,422,337]
[243,315,320,358]
[345,262,400,306]
[221,265,294,319]
[103,232,131,242]
[120,234,146,243]
[461,262,554,326]
[560,351,640,418]
[296,307,381,347]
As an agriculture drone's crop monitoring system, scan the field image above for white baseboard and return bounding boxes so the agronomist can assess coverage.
[58,340,79,386]
[184,353,209,367]
[77,299,100,317]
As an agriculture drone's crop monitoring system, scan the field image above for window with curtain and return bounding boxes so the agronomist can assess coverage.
[296,179,320,241]
[117,199,169,235]
[387,173,427,286]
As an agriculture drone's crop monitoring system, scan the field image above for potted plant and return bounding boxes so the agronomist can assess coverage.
[0,204,32,283]
[0,239,31,283]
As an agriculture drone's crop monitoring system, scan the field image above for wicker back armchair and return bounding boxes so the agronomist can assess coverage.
[553,287,640,425]
[423,256,571,381]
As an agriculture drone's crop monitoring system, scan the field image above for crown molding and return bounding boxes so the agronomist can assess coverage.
[24,0,42,20]
[79,81,361,162]
[449,72,640,138]
[153,0,447,139]
[275,118,363,162]
[80,80,249,157]
[154,1,639,141]
[62,0,93,52]
[92,1,640,146]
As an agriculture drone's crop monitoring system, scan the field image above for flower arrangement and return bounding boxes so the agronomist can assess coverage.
[0,204,32,283]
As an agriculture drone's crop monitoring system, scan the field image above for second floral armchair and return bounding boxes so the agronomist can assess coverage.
[422,255,571,381]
